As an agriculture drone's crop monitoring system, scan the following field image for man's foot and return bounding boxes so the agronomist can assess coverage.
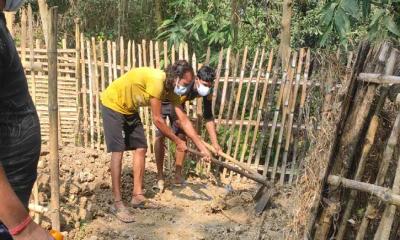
[173,175,187,186]
[110,201,135,223]
[130,194,161,209]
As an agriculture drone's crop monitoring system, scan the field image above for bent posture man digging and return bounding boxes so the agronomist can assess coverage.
[101,61,212,222]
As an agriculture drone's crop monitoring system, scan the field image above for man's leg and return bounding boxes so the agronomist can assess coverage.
[174,133,187,184]
[132,148,147,203]
[154,135,166,181]
[110,152,124,206]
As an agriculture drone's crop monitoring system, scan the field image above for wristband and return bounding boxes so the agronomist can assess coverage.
[9,215,32,236]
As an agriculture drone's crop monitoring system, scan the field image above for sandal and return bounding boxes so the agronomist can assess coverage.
[130,194,161,209]
[110,204,135,223]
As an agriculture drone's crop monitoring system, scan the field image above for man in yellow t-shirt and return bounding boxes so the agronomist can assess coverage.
[101,65,211,223]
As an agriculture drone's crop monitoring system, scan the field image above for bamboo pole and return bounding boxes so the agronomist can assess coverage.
[178,43,183,60]
[216,47,231,127]
[86,40,95,148]
[107,40,113,84]
[100,39,106,91]
[291,49,311,184]
[142,39,147,67]
[211,48,224,113]
[279,49,305,184]
[163,41,168,68]
[336,50,398,240]
[127,40,132,69]
[358,73,400,84]
[80,33,88,147]
[120,37,125,75]
[91,38,101,149]
[149,40,154,68]
[132,40,136,69]
[20,8,27,64]
[223,47,248,177]
[171,44,175,64]
[205,47,211,65]
[4,12,14,37]
[155,41,160,68]
[138,44,143,67]
[47,7,60,231]
[74,19,82,146]
[271,52,297,182]
[184,42,189,61]
[233,49,260,161]
[246,49,274,168]
[262,52,292,178]
[112,41,117,79]
[327,175,400,206]
[30,6,40,224]
[219,52,240,145]
[239,49,266,166]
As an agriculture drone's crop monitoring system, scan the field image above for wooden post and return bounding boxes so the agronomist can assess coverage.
[163,41,168,68]
[142,39,148,67]
[47,6,60,231]
[80,33,88,147]
[86,40,95,148]
[138,44,143,67]
[127,40,132,69]
[211,48,224,116]
[171,44,175,64]
[155,41,160,68]
[74,19,82,146]
[132,41,136,68]
[91,38,101,149]
[112,41,117,79]
[100,39,106,91]
[216,47,231,127]
[149,40,154,68]
[120,37,125,75]
[107,40,113,84]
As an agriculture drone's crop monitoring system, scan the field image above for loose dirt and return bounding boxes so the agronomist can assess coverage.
[35,146,292,240]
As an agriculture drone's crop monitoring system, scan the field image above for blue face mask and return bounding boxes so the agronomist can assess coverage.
[174,79,193,96]
[197,82,211,96]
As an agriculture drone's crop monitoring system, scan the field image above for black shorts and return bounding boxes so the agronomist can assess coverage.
[155,102,185,137]
[0,106,41,208]
[102,105,148,152]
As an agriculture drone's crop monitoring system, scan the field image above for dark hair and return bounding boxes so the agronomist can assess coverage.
[164,60,194,91]
[197,66,216,83]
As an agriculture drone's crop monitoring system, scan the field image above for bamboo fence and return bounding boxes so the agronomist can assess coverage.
[13,12,353,185]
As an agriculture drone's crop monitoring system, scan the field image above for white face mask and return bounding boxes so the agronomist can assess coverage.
[4,0,24,12]
[174,79,193,96]
[197,82,211,96]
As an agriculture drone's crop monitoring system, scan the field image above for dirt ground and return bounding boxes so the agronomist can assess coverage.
[35,146,292,240]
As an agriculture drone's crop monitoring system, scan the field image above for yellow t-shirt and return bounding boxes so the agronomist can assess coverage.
[101,67,166,115]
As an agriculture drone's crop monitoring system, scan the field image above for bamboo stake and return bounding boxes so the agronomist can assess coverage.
[120,37,125,75]
[163,41,168,68]
[178,43,183,60]
[107,40,112,84]
[112,41,117,79]
[74,19,82,146]
[155,41,160,68]
[239,49,266,166]
[171,44,175,64]
[205,47,211,65]
[233,49,260,161]
[127,40,131,69]
[263,52,292,178]
[279,49,305,184]
[91,38,101,149]
[184,42,189,61]
[142,39,147,67]
[217,47,231,127]
[47,7,60,231]
[28,5,36,105]
[223,47,248,177]
[271,52,297,182]
[132,40,136,68]
[86,40,95,148]
[80,33,88,147]
[291,49,311,184]
[246,49,274,168]
[4,12,14,37]
[138,44,142,67]
[211,48,224,115]
[219,52,240,145]
[149,40,154,68]
[336,50,397,240]
[100,39,106,91]
[20,8,27,64]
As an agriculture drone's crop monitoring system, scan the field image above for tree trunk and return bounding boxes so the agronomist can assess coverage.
[231,0,239,52]
[38,0,49,47]
[279,0,292,68]
[155,0,163,26]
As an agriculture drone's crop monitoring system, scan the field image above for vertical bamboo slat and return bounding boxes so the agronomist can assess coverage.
[217,47,231,127]
[80,33,88,147]
[127,40,132,69]
[120,37,125,75]
[271,52,297,181]
[279,49,304,184]
[107,41,113,84]
[91,38,101,149]
[149,40,154,68]
[171,44,175,64]
[74,19,82,146]
[142,39,148,67]
[163,41,168,68]
[138,44,143,67]
[112,41,117,79]
[86,40,95,148]
[155,41,160,69]
[20,8,27,63]
[211,48,224,115]
[132,41,136,68]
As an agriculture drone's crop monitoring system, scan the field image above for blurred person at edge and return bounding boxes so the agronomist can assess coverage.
[0,0,53,239]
